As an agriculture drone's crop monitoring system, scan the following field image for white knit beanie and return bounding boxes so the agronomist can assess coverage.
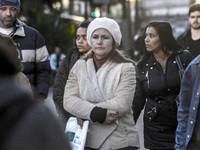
[87,17,122,47]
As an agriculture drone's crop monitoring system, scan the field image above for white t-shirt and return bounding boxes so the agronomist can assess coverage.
[0,27,14,35]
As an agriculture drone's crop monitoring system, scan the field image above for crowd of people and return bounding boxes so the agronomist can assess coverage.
[1,0,200,150]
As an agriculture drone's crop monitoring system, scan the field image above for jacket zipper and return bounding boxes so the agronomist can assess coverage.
[146,71,150,89]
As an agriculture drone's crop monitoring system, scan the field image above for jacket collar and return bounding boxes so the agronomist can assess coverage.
[178,29,191,40]
[145,49,183,67]
[14,19,25,37]
[172,49,184,55]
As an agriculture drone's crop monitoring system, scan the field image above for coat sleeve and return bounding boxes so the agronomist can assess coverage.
[96,63,136,114]
[180,50,194,69]
[53,57,74,125]
[63,61,96,120]
[132,74,147,123]
[15,72,33,97]
[35,32,51,100]
[175,64,195,149]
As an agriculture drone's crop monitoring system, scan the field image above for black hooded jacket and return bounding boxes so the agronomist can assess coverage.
[177,29,200,58]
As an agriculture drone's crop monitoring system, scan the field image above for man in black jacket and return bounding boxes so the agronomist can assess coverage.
[177,3,200,58]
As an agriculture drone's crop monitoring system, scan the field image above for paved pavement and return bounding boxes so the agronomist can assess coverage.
[44,88,148,150]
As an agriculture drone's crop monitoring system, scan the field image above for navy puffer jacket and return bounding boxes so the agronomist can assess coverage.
[12,19,51,100]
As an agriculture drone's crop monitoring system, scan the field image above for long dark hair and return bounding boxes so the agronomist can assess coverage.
[65,20,91,63]
[145,21,181,53]
[138,21,181,67]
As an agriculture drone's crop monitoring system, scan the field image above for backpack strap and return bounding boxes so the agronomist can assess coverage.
[175,54,184,78]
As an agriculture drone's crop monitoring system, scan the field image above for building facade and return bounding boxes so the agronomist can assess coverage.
[61,0,194,58]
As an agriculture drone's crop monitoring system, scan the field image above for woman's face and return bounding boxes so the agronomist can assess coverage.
[76,27,91,53]
[144,27,162,53]
[91,28,113,59]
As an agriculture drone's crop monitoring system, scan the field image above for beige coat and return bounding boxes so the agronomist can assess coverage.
[15,72,33,96]
[64,58,140,150]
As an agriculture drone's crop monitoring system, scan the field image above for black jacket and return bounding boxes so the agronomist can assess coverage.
[132,49,193,149]
[53,46,81,127]
[177,29,200,58]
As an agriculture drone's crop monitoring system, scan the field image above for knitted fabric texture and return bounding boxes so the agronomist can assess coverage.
[87,17,122,47]
[0,0,20,11]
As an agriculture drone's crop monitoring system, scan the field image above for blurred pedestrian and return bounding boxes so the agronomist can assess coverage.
[133,27,146,62]
[132,21,193,150]
[64,17,140,150]
[50,46,65,86]
[175,55,200,150]
[0,0,51,101]
[53,20,91,127]
[0,45,71,150]
[177,3,200,59]
[0,33,32,95]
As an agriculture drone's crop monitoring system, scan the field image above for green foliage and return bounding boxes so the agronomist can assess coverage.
[19,0,74,54]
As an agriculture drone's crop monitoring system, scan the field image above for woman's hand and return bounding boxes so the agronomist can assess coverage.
[104,110,119,124]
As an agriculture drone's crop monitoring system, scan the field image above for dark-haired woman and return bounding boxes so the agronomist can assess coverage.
[53,20,91,127]
[132,21,193,150]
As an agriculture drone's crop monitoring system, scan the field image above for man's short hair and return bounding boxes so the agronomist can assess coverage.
[189,3,200,16]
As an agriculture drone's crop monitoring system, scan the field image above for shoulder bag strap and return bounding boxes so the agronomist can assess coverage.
[175,54,184,78]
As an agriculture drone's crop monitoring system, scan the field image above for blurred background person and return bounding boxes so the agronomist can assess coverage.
[177,3,200,59]
[53,20,91,128]
[64,17,139,150]
[0,41,71,150]
[133,27,146,62]
[0,0,51,101]
[49,46,65,86]
[132,21,193,150]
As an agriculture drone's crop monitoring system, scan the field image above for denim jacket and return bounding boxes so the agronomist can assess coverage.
[175,54,200,150]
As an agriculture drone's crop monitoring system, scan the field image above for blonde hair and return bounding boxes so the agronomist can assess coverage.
[83,43,135,66]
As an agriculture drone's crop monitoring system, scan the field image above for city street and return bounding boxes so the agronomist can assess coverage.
[45,87,148,150]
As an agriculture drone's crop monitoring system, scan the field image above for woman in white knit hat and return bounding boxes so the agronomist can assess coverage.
[64,17,140,150]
